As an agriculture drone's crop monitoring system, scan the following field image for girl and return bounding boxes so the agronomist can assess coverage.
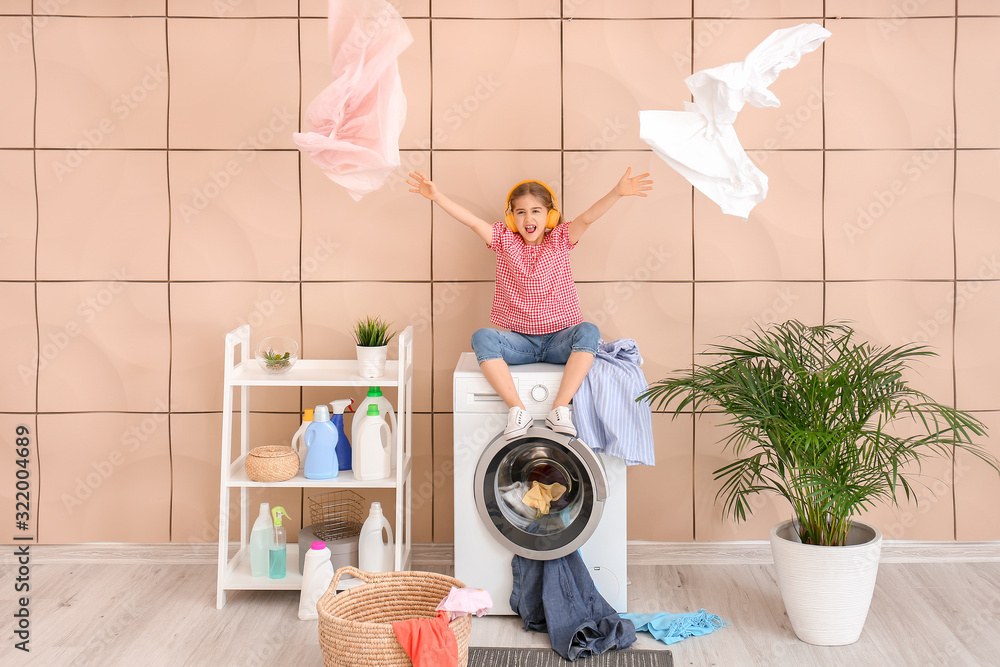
[407,168,653,439]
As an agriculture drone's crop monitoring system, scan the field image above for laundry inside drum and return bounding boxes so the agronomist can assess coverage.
[494,438,585,536]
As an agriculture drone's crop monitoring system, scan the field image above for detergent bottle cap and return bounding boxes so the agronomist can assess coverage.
[271,506,289,527]
[311,541,326,551]
[313,405,330,422]
[330,399,352,415]
[366,403,380,416]
[366,386,383,397]
[370,501,382,515]
[303,408,314,421]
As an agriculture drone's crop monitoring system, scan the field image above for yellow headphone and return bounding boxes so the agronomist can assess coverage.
[504,180,561,232]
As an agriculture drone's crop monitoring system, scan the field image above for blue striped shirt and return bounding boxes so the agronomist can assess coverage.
[572,339,655,466]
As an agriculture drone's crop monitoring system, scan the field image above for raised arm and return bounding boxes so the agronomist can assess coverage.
[568,167,653,244]
[407,171,493,245]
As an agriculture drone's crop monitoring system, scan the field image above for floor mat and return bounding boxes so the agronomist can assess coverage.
[467,647,673,666]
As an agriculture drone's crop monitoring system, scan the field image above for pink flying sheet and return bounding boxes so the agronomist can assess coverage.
[293,0,413,200]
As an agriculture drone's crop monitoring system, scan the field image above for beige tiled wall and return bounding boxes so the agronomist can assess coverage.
[2,2,999,545]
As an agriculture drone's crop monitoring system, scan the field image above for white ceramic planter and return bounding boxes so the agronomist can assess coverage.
[356,345,388,379]
[770,519,882,646]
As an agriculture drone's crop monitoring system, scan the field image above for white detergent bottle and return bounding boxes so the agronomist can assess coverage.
[353,404,391,482]
[249,502,272,577]
[298,541,334,621]
[358,502,394,573]
[290,408,314,469]
[351,387,397,469]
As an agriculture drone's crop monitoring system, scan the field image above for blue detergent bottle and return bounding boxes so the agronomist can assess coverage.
[330,399,353,471]
[304,404,338,479]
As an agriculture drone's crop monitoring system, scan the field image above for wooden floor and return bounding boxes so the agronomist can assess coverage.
[2,545,999,666]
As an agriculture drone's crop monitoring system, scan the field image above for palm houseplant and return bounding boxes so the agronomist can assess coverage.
[640,320,999,646]
[352,315,396,379]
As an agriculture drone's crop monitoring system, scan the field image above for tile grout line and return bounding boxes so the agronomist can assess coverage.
[428,2,436,542]
[31,5,42,546]
[297,0,306,524]
[821,8,827,324]
[689,4,696,541]
[950,9,959,541]
[164,12,174,543]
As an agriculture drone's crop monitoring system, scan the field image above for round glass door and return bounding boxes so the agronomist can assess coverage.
[474,426,608,560]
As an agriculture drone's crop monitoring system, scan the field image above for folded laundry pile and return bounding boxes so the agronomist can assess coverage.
[392,586,493,666]
[622,610,730,645]
[510,551,636,661]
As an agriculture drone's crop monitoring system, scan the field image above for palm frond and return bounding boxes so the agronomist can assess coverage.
[638,319,1000,545]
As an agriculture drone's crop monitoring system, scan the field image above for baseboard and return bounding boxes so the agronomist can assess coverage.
[5,540,999,566]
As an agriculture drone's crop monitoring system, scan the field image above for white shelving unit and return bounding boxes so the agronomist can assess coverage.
[216,325,414,609]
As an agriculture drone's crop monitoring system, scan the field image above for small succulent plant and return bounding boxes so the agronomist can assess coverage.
[260,348,292,370]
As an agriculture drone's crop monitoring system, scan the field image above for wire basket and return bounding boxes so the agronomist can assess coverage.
[309,490,364,541]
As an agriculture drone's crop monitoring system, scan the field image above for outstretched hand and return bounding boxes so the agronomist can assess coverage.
[406,171,438,201]
[615,167,653,197]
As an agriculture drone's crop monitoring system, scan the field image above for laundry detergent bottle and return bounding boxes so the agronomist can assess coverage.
[358,502,394,573]
[298,541,335,621]
[354,404,391,482]
[290,408,314,468]
[304,404,338,479]
[329,399,352,472]
[351,387,397,469]
[249,502,272,577]
[269,506,290,579]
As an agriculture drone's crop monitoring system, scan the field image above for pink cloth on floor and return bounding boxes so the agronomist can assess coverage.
[293,0,413,200]
[392,610,458,667]
[436,586,494,622]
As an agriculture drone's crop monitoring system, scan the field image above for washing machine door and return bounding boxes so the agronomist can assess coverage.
[473,425,610,560]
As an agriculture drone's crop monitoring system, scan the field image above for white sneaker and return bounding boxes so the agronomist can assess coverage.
[545,406,576,437]
[504,406,532,440]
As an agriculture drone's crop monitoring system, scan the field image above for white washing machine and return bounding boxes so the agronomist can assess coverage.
[453,352,627,614]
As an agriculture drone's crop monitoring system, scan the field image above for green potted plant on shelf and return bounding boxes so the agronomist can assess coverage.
[352,315,396,379]
[639,319,999,646]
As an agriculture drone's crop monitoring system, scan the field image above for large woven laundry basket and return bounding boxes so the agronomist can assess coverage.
[317,566,472,667]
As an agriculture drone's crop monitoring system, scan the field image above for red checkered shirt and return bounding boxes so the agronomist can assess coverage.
[488,221,583,335]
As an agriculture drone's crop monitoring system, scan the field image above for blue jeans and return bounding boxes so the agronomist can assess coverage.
[510,551,636,661]
[471,323,600,365]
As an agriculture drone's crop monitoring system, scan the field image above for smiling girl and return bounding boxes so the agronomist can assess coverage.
[407,168,652,439]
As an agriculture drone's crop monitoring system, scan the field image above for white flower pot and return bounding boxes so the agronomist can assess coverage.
[770,519,882,646]
[356,345,388,379]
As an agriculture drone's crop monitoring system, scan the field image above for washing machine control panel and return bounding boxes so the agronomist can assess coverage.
[529,383,548,402]
[520,379,560,414]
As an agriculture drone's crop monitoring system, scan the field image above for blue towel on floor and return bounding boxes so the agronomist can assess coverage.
[621,610,729,645]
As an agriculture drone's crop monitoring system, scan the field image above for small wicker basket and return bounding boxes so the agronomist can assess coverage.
[244,445,299,482]
[318,566,472,667]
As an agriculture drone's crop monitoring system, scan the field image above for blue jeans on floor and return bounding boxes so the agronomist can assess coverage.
[471,322,600,366]
[510,550,636,661]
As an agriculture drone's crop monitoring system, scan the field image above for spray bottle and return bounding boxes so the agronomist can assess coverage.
[329,399,353,472]
[269,506,290,579]
[249,502,272,577]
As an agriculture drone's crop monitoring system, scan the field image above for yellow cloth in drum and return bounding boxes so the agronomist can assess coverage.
[521,481,567,516]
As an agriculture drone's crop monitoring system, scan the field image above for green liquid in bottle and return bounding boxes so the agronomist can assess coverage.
[269,546,286,579]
